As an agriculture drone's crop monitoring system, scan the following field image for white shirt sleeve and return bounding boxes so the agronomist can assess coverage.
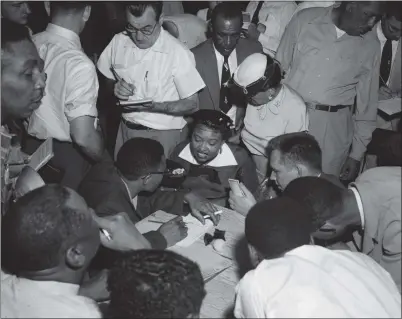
[97,36,116,80]
[64,61,99,122]
[172,47,205,99]
[234,271,264,318]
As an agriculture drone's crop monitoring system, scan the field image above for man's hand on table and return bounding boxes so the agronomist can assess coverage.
[157,216,188,247]
[184,192,220,226]
[228,182,256,216]
[114,78,135,100]
[92,211,152,251]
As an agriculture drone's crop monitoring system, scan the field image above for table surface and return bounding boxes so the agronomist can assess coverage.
[137,206,246,318]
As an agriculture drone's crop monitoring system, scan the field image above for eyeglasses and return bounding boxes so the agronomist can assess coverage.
[125,22,157,36]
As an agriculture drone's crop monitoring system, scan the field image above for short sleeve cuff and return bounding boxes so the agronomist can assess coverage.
[174,71,205,99]
[66,104,98,122]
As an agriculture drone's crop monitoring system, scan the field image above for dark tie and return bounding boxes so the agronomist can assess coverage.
[380,39,392,86]
[251,1,264,25]
[220,55,232,113]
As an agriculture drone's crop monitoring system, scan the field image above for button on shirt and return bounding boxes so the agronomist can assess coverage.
[28,24,99,142]
[246,1,297,56]
[276,6,381,160]
[97,29,205,130]
[235,245,401,318]
[377,23,399,86]
[241,84,308,156]
[214,46,238,124]
[1,271,101,318]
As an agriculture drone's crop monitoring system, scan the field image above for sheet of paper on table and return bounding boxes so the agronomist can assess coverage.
[135,210,234,281]
[378,98,401,116]
[135,210,214,247]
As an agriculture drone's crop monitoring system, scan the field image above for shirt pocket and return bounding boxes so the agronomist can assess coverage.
[296,42,320,72]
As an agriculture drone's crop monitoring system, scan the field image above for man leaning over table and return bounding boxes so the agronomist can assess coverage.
[275,1,383,181]
[97,1,205,159]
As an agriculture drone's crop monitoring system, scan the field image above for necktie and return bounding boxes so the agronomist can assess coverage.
[220,55,232,113]
[251,1,264,25]
[380,39,392,86]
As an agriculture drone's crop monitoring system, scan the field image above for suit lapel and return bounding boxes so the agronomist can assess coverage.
[389,40,401,93]
[202,40,220,110]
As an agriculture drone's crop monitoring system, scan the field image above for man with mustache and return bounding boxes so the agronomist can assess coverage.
[276,1,383,183]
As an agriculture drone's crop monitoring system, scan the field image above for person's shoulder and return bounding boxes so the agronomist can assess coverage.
[237,38,263,53]
[282,85,306,107]
[227,143,252,162]
[192,38,212,55]
[162,29,190,52]
[358,167,402,183]
[170,140,189,159]
[321,173,345,188]
[293,5,328,22]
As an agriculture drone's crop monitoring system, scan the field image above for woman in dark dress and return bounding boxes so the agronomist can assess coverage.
[148,110,259,225]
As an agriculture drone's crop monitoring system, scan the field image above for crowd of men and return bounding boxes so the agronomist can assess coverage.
[1,1,401,318]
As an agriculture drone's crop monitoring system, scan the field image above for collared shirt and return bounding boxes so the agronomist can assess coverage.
[241,84,308,156]
[246,1,297,56]
[28,24,99,142]
[377,23,400,86]
[97,29,205,130]
[276,6,381,160]
[178,143,238,167]
[235,245,401,318]
[349,185,365,229]
[213,46,238,123]
[292,1,335,17]
[1,271,101,318]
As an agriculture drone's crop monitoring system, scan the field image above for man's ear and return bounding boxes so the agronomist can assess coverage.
[158,13,164,25]
[345,2,357,13]
[142,174,152,186]
[65,244,86,270]
[83,5,91,22]
[44,1,50,16]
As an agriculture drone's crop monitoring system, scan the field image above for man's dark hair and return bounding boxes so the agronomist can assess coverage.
[1,19,31,52]
[108,250,206,318]
[49,1,90,14]
[384,1,402,22]
[246,197,312,259]
[283,176,345,230]
[267,132,322,171]
[125,1,163,20]
[116,137,164,181]
[1,184,89,275]
[211,2,243,28]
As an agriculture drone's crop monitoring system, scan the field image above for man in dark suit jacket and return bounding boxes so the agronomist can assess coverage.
[78,138,187,253]
[192,2,262,131]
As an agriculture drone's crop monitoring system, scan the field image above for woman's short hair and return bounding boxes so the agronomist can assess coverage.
[191,109,233,140]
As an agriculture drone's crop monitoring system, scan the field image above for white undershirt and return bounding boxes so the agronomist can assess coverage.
[349,186,365,229]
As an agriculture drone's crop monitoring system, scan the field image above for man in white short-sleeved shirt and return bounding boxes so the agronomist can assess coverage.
[97,2,205,158]
[26,2,104,189]
[235,198,401,318]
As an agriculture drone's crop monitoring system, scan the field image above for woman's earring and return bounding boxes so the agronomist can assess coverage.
[219,148,223,154]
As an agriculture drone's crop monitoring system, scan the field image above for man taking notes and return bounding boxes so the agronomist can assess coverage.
[97,1,205,158]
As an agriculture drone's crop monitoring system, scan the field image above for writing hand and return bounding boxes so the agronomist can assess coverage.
[114,79,135,101]
[158,216,188,247]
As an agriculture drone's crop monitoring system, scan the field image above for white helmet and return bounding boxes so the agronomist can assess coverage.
[231,53,283,97]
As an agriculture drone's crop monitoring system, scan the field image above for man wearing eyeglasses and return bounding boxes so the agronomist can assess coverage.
[97,1,205,160]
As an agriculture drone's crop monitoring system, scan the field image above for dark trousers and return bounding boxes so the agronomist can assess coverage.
[23,135,91,190]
